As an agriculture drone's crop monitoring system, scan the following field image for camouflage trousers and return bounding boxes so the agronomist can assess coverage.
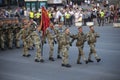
[88,43,99,60]
[48,40,54,58]
[58,42,62,56]
[28,38,34,48]
[16,40,20,48]
[61,45,69,65]
[15,33,20,48]
[8,39,13,48]
[35,44,43,60]
[77,46,87,62]
[23,40,29,56]
[0,36,5,49]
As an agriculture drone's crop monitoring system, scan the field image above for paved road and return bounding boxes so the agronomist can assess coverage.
[0,25,120,80]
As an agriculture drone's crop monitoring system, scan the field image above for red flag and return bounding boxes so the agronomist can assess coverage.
[41,7,50,36]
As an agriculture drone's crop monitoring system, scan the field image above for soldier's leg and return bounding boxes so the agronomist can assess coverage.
[63,46,71,67]
[81,46,88,64]
[1,36,5,50]
[64,47,69,65]
[29,38,34,50]
[77,47,82,64]
[9,39,13,49]
[88,43,100,62]
[88,43,94,62]
[62,46,66,65]
[16,40,20,48]
[35,44,44,62]
[57,43,62,59]
[1,41,5,50]
[15,33,20,48]
[91,44,101,62]
[23,41,30,57]
[49,42,54,61]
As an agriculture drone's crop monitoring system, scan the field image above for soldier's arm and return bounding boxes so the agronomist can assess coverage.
[16,29,22,39]
[69,34,77,46]
[95,32,100,38]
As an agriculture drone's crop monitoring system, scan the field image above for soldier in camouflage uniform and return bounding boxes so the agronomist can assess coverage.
[87,26,101,63]
[14,18,21,48]
[17,19,31,57]
[8,27,13,49]
[46,23,57,61]
[56,23,65,59]
[71,27,88,64]
[27,20,35,50]
[0,28,5,50]
[27,25,44,62]
[0,20,7,50]
[61,28,73,68]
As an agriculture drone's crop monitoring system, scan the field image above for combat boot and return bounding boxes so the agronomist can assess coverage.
[85,60,88,64]
[96,58,101,62]
[35,59,40,62]
[61,64,66,67]
[57,55,62,59]
[88,59,94,62]
[26,54,31,57]
[40,59,44,63]
[65,64,71,68]
[49,57,55,61]
[77,60,82,64]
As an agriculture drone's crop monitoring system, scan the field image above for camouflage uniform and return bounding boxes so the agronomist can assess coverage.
[0,22,7,50]
[8,27,13,49]
[0,29,5,50]
[46,27,57,61]
[17,28,31,57]
[71,30,88,64]
[28,30,44,62]
[60,28,72,67]
[87,28,101,62]
[56,26,65,59]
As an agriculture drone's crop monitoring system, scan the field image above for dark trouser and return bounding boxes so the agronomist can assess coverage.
[100,17,104,26]
[65,18,71,27]
[97,17,101,26]
[70,15,74,25]
[83,18,88,26]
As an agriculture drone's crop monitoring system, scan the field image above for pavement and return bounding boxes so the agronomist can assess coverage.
[0,24,120,80]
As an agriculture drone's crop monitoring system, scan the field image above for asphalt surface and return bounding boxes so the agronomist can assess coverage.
[0,24,120,80]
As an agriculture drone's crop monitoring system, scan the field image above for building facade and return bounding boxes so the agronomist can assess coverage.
[0,0,24,7]
[25,0,47,11]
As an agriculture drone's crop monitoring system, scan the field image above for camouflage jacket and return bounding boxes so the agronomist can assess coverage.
[71,32,86,46]
[87,31,100,44]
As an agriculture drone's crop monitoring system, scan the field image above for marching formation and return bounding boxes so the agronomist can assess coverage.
[0,18,21,50]
[0,16,101,68]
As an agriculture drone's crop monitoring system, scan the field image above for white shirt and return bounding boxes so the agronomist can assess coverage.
[56,11,62,19]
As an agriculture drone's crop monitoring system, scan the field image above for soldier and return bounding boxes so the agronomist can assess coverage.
[8,27,13,49]
[27,25,44,63]
[14,18,21,48]
[0,28,5,50]
[87,26,101,63]
[17,19,31,57]
[56,23,64,59]
[1,19,8,50]
[61,28,72,68]
[71,27,88,64]
[46,23,57,61]
[27,19,37,50]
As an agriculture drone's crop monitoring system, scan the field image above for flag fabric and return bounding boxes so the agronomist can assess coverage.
[41,7,50,36]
